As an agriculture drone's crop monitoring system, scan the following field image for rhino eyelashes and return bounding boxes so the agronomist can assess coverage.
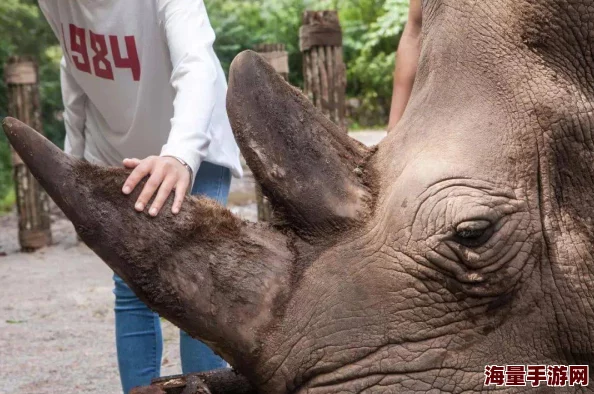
[453,219,494,248]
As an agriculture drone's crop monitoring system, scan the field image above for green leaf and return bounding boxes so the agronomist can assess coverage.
[6,319,26,324]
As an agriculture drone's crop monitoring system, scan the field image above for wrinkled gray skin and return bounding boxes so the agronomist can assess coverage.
[4,0,594,393]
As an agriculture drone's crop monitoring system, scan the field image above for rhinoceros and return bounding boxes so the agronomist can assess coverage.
[3,0,593,392]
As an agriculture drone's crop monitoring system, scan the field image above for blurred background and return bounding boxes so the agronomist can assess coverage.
[0,0,410,214]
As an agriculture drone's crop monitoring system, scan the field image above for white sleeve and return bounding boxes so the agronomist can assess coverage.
[158,0,219,179]
[60,57,87,158]
[38,1,87,158]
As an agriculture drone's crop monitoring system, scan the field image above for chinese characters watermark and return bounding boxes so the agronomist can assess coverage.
[484,365,589,387]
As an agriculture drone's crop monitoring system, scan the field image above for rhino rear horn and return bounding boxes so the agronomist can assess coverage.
[227,50,375,239]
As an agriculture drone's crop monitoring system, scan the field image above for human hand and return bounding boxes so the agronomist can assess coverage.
[121,156,191,216]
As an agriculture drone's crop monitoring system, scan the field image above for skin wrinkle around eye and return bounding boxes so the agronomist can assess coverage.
[438,224,531,288]
[441,214,523,268]
[412,192,523,242]
[407,179,517,234]
[391,178,537,297]
[469,217,530,266]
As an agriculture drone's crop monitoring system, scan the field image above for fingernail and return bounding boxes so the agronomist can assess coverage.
[150,207,158,216]
[172,206,180,214]
[122,186,131,194]
[135,202,144,211]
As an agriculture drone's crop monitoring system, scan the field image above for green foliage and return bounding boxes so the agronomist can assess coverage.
[206,0,308,86]
[0,0,62,206]
[0,122,11,203]
[0,188,15,213]
[207,0,409,127]
[0,41,13,202]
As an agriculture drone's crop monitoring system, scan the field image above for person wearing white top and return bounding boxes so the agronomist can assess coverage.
[38,0,241,391]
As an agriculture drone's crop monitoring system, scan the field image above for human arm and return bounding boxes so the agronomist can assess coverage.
[387,0,422,131]
[122,0,219,216]
[60,57,87,158]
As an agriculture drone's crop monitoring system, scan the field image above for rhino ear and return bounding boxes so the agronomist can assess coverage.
[227,50,375,239]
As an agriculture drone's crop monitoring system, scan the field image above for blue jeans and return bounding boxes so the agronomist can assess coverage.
[113,162,231,394]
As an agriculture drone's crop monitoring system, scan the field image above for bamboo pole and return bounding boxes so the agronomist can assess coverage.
[5,56,52,251]
[299,10,347,131]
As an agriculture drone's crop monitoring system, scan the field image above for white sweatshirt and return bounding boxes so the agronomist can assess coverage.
[38,0,243,180]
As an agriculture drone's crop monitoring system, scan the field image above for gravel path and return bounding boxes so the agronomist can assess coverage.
[0,130,385,394]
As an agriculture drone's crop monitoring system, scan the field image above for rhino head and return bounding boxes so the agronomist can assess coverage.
[4,0,593,392]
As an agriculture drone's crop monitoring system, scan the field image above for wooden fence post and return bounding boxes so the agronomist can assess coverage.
[253,43,290,222]
[254,43,290,80]
[5,56,52,251]
[299,10,347,131]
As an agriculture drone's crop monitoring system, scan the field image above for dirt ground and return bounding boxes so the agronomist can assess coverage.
[0,131,385,394]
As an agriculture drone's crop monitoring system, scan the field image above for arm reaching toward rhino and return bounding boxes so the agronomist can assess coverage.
[388,0,422,131]
[123,0,223,216]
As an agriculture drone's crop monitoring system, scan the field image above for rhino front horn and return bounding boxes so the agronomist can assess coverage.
[2,117,80,219]
[3,117,298,383]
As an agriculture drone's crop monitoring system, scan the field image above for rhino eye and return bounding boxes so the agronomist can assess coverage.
[453,220,493,247]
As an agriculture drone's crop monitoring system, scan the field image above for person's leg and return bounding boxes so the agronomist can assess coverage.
[180,331,228,372]
[179,161,231,373]
[113,273,163,393]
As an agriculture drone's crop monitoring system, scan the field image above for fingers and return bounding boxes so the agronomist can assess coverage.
[121,156,191,216]
[123,158,141,169]
[122,157,155,195]
[172,177,190,214]
[148,175,177,216]
[135,169,165,212]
